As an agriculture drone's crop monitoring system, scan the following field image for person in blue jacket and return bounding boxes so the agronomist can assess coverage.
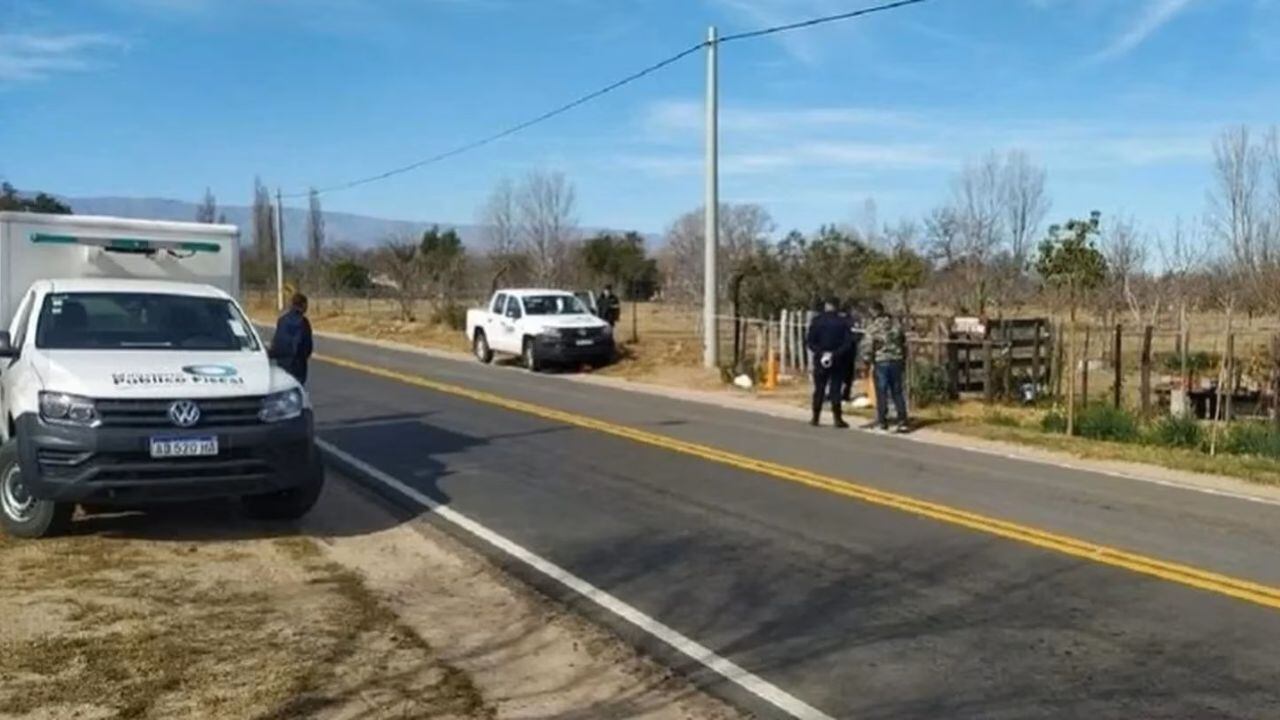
[806,297,855,428]
[270,293,313,385]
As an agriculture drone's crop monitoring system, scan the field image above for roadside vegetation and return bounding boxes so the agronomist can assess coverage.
[0,511,492,720]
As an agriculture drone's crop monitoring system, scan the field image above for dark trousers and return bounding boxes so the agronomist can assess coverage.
[812,364,843,422]
[873,361,908,427]
[839,360,857,401]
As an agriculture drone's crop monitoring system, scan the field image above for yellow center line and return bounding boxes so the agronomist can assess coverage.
[317,352,1280,612]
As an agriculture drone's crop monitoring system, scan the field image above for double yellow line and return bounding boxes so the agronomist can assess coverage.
[318,352,1280,612]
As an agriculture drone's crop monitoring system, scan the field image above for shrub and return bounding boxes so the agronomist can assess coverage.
[432,303,467,331]
[1145,414,1203,450]
[1076,405,1140,443]
[1159,351,1219,375]
[1040,409,1068,434]
[909,361,951,408]
[1222,422,1280,459]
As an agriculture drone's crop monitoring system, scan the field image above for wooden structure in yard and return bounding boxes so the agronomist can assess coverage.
[940,318,1052,400]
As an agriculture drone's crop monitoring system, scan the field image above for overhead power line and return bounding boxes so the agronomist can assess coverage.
[291,0,933,198]
[718,0,930,43]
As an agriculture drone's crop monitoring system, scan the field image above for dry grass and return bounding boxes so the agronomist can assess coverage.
[0,515,492,720]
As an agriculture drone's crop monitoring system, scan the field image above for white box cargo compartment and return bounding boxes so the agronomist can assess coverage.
[0,212,240,327]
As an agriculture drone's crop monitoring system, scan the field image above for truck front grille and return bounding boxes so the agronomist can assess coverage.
[95,397,265,429]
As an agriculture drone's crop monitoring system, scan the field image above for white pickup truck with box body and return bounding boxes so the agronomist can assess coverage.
[0,212,323,538]
[466,289,614,371]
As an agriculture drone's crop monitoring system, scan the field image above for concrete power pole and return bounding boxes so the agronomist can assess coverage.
[703,25,720,369]
[275,188,286,311]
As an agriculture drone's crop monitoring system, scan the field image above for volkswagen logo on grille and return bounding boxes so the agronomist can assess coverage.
[168,400,201,428]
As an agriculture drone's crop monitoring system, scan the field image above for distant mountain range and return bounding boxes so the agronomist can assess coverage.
[65,196,656,253]
[66,196,485,253]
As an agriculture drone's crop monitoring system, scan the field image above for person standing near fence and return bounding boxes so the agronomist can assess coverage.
[807,297,854,428]
[862,301,909,433]
[838,300,862,403]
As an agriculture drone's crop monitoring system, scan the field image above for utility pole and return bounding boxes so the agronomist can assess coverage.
[275,188,286,311]
[703,25,719,369]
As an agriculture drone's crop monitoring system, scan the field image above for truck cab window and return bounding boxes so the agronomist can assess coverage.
[34,293,259,351]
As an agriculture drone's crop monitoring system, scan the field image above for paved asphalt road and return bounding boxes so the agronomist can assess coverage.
[304,334,1280,720]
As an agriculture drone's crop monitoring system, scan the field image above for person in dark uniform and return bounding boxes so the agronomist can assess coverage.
[598,285,622,328]
[838,300,861,402]
[269,292,314,385]
[806,297,854,428]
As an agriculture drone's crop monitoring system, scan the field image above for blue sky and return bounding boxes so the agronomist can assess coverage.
[2,0,1278,244]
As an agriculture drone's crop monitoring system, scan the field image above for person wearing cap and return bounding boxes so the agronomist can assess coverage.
[805,297,854,428]
[269,292,314,386]
[861,300,909,432]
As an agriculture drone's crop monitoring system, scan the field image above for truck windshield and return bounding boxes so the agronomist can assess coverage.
[35,293,260,351]
[523,295,589,316]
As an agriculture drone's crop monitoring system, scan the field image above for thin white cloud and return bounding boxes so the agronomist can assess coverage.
[644,99,917,137]
[0,33,126,82]
[1091,0,1197,63]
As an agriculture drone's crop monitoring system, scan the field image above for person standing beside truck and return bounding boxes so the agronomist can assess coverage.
[598,285,622,328]
[270,293,313,385]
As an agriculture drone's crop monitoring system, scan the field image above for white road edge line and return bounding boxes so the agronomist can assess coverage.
[317,438,835,720]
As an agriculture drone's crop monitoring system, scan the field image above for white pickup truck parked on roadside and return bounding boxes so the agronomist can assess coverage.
[0,212,323,538]
[466,289,614,371]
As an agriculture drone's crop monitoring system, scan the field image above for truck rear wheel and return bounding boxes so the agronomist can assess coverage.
[242,451,325,521]
[473,330,494,364]
[0,441,72,539]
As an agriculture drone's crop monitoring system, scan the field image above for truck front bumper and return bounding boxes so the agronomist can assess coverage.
[533,335,616,366]
[16,411,320,505]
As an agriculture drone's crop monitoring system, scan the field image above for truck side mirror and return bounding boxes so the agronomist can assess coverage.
[0,332,15,358]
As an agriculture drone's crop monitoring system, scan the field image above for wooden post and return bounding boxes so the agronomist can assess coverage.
[983,339,994,404]
[1225,332,1236,422]
[1054,323,1065,402]
[1140,325,1154,418]
[1081,325,1092,408]
[1112,323,1123,409]
[947,331,960,400]
[1066,322,1077,435]
[1271,334,1280,426]
[1001,320,1012,400]
[1032,320,1044,392]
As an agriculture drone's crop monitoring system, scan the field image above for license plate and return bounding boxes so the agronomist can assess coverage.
[150,436,218,459]
[575,339,594,346]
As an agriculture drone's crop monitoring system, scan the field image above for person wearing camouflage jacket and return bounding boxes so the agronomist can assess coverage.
[861,301,909,431]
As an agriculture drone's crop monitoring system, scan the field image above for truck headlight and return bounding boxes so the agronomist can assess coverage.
[259,389,304,423]
[537,328,562,339]
[40,392,100,427]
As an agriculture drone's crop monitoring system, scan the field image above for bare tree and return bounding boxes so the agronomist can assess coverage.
[1102,216,1159,325]
[251,176,276,265]
[306,187,325,263]
[927,155,1005,314]
[1157,217,1211,321]
[375,235,426,322]
[1001,150,1050,268]
[1210,126,1266,310]
[658,203,774,306]
[196,187,217,224]
[516,170,577,286]
[479,177,525,291]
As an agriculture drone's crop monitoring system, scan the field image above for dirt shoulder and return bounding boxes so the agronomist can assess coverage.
[0,477,742,720]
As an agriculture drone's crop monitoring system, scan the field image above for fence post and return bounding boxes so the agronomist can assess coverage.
[1032,320,1044,392]
[1272,334,1280,426]
[1081,325,1091,408]
[1054,322,1065,402]
[1140,325,1153,418]
[983,339,994,404]
[1113,323,1123,409]
[1225,332,1236,422]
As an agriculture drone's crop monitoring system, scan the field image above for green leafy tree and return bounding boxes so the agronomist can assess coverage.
[419,225,466,303]
[581,232,659,299]
[0,182,72,214]
[328,259,372,292]
[865,243,930,316]
[1035,211,1108,434]
[1035,211,1108,323]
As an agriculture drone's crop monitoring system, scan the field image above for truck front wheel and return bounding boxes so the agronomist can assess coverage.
[522,338,542,373]
[242,451,325,521]
[0,441,72,539]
